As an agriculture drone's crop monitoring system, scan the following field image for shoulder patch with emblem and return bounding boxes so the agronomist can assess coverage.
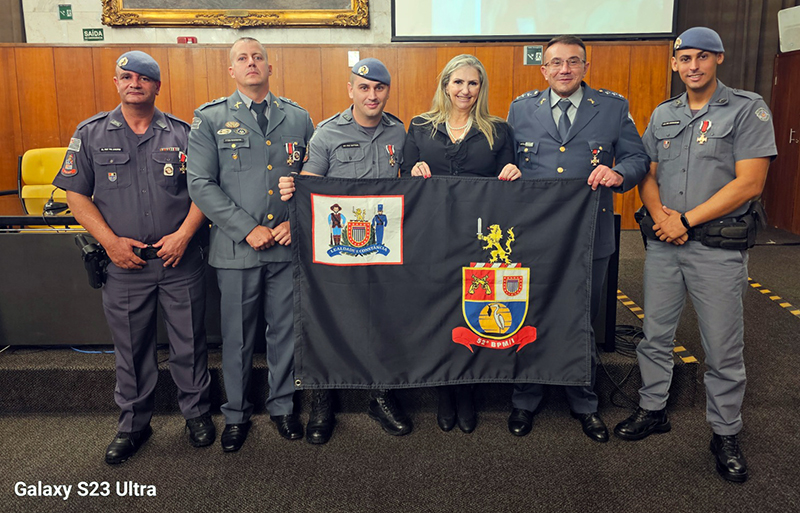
[68,138,81,152]
[60,153,77,177]
[755,107,770,122]
[191,117,202,130]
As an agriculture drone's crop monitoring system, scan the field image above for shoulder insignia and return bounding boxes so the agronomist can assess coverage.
[655,93,683,108]
[165,112,191,128]
[317,113,340,129]
[278,96,305,110]
[730,88,762,101]
[197,97,227,111]
[384,111,403,124]
[597,89,626,100]
[512,90,540,103]
[76,111,110,129]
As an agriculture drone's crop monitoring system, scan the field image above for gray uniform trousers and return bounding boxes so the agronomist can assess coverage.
[512,255,610,414]
[638,240,748,435]
[216,261,294,424]
[102,245,210,432]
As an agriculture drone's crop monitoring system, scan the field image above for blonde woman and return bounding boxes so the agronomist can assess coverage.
[401,55,520,433]
[401,54,520,180]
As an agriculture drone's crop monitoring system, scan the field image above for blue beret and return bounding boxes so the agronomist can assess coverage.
[674,27,725,54]
[116,51,161,81]
[351,58,391,86]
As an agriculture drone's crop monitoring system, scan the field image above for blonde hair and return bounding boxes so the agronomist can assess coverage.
[415,54,504,148]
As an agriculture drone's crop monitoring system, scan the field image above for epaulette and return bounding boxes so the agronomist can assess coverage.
[658,93,684,108]
[278,96,306,111]
[197,97,227,111]
[730,88,762,101]
[316,113,340,129]
[77,111,110,129]
[512,90,540,103]
[597,89,626,100]
[384,111,403,124]
[165,112,191,128]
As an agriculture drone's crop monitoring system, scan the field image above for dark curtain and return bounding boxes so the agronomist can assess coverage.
[673,0,799,103]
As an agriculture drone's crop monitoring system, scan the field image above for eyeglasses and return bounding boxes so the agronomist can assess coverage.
[544,57,585,69]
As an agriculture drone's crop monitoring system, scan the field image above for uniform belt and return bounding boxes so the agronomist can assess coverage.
[133,246,161,260]
[686,228,702,241]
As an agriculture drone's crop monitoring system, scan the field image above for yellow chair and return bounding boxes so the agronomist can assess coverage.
[19,147,69,215]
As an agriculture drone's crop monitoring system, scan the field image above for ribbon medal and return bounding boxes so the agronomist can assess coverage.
[697,120,712,145]
[179,151,187,174]
[591,149,600,167]
[286,143,300,166]
[386,145,396,167]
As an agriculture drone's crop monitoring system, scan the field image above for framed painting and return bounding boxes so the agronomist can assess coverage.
[102,0,369,28]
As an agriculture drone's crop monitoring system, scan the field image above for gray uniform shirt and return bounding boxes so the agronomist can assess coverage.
[53,106,191,244]
[642,80,777,220]
[303,107,405,178]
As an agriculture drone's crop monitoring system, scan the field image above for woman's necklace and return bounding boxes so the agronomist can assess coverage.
[446,117,472,142]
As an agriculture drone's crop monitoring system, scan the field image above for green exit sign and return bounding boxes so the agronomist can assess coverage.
[58,4,73,20]
[83,28,104,41]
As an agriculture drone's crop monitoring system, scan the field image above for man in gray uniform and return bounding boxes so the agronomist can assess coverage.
[188,37,314,452]
[54,51,213,464]
[505,35,648,442]
[279,58,412,444]
[614,27,776,483]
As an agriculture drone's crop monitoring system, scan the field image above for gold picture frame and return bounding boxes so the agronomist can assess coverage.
[101,0,369,29]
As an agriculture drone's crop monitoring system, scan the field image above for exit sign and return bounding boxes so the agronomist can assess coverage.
[83,28,104,41]
[524,45,543,66]
[58,4,73,20]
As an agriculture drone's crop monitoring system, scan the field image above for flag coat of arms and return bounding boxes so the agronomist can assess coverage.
[290,175,600,389]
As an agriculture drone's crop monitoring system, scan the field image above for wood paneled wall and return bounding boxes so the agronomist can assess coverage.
[0,42,672,226]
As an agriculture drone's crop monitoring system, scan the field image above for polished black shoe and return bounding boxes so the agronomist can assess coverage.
[508,408,534,437]
[105,425,152,465]
[368,391,413,436]
[614,407,671,441]
[710,433,748,483]
[221,421,251,453]
[456,385,477,434]
[306,390,335,445]
[186,412,216,447]
[571,411,609,443]
[436,387,456,432]
[271,414,303,441]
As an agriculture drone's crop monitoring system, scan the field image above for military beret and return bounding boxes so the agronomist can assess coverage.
[351,58,391,86]
[116,50,161,81]
[674,27,725,54]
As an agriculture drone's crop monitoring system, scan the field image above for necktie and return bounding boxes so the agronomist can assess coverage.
[557,98,571,140]
[252,101,268,134]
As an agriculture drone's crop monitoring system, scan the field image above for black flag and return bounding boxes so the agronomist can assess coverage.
[289,175,600,389]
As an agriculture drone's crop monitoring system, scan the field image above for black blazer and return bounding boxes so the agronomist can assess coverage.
[400,116,514,177]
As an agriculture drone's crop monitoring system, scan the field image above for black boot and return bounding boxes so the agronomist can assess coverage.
[455,385,476,433]
[437,386,456,432]
[306,389,335,444]
[368,389,412,436]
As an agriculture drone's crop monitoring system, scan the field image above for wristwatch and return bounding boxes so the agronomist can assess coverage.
[680,213,692,230]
